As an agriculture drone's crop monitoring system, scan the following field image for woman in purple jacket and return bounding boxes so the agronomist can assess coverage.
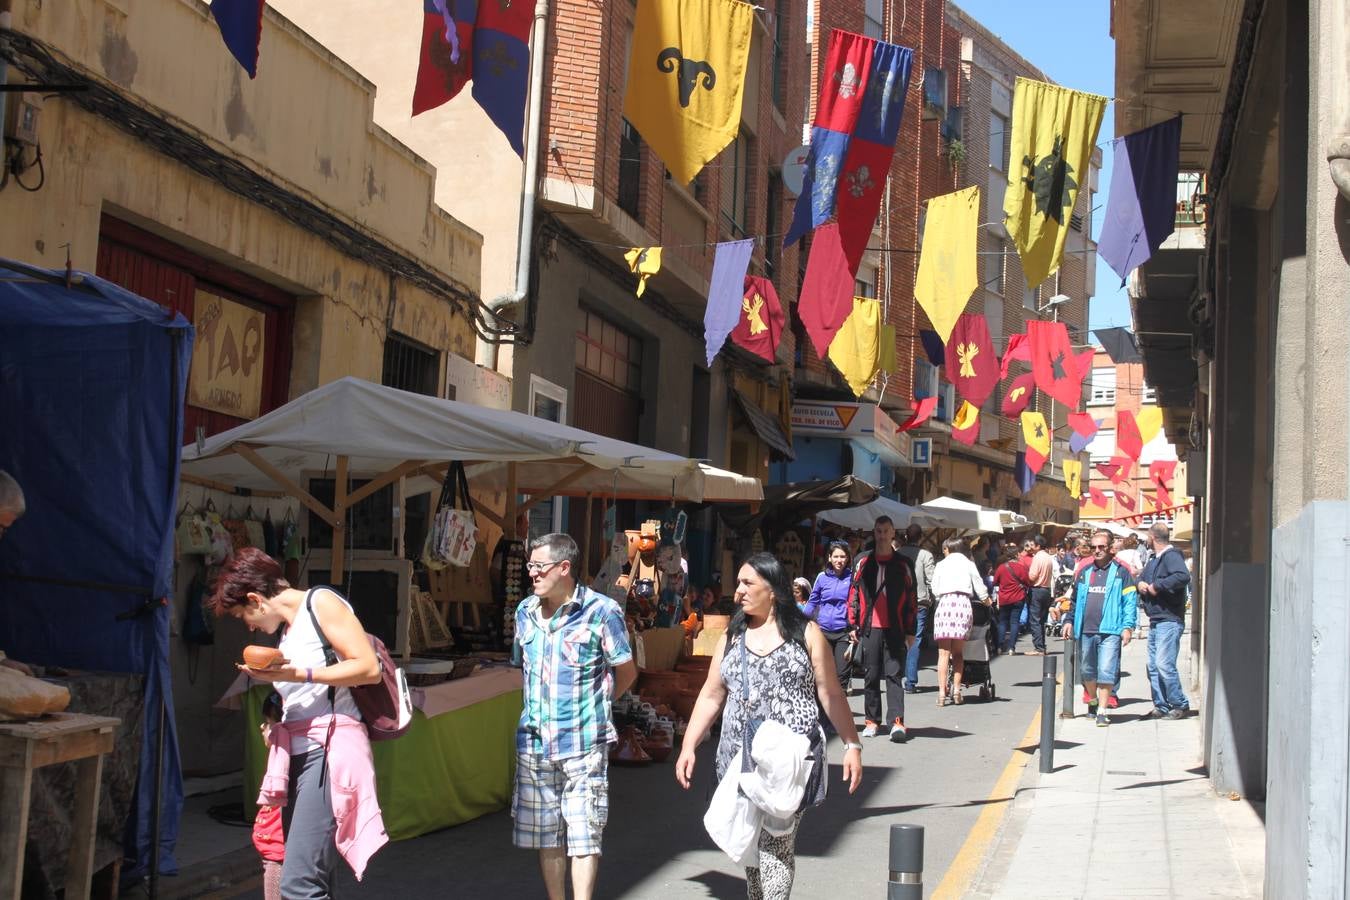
[805,541,855,694]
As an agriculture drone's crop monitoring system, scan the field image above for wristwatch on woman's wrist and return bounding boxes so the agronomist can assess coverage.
[842,741,864,753]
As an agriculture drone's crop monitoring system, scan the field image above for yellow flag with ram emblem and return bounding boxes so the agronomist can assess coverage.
[1003,78,1107,289]
[623,0,754,185]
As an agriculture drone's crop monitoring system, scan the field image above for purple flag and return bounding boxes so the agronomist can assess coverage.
[1099,116,1182,285]
[1014,451,1036,494]
[704,240,755,366]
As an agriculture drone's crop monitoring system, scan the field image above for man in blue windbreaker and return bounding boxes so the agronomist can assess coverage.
[1064,528,1138,727]
[1137,522,1192,720]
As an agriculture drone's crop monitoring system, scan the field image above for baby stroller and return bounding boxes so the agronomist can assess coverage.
[947,600,997,701]
[1045,572,1076,640]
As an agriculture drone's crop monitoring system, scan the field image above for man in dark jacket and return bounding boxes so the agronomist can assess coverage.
[848,516,917,743]
[1137,522,1192,719]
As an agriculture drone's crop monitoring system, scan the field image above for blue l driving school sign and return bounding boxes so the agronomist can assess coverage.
[911,437,932,468]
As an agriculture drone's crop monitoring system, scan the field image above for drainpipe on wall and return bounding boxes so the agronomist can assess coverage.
[1328,0,1350,201]
[475,0,549,371]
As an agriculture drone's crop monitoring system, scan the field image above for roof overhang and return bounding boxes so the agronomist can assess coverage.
[1111,0,1244,160]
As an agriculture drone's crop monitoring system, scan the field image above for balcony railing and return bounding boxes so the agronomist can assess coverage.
[1176,172,1207,227]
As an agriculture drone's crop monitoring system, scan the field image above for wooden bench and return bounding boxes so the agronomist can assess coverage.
[0,713,120,900]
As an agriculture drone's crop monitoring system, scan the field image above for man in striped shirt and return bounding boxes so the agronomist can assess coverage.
[513,532,636,900]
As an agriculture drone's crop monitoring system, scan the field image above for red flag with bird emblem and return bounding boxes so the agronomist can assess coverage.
[731,276,786,363]
[945,313,998,406]
[1001,372,1036,418]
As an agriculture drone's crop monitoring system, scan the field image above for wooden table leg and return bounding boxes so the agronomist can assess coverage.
[0,760,34,900]
[63,754,104,900]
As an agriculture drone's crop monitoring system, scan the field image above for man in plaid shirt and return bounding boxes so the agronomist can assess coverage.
[512,532,636,900]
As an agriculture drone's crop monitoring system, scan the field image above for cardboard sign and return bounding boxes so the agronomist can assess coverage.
[189,290,264,419]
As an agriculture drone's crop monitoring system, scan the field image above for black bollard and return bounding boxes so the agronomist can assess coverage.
[1040,653,1057,774]
[888,823,923,899]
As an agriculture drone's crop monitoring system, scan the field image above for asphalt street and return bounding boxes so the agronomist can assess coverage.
[213,646,1059,899]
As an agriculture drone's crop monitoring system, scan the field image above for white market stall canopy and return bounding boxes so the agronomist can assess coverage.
[816,496,943,531]
[180,377,762,576]
[919,497,1006,533]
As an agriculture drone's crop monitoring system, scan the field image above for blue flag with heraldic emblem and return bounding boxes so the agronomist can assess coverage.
[413,0,534,156]
[783,31,913,276]
[210,0,265,78]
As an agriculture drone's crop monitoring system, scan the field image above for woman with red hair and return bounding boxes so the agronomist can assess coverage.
[209,548,385,898]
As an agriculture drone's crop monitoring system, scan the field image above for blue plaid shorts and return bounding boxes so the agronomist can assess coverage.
[512,745,609,857]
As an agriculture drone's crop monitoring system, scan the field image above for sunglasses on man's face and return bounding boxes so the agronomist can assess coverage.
[1091,544,1110,551]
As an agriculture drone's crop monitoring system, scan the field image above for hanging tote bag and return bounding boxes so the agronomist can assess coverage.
[423,463,479,570]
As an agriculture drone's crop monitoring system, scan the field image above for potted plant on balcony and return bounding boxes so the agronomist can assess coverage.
[945,137,966,169]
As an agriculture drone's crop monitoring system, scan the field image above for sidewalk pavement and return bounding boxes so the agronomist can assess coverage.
[961,627,1266,899]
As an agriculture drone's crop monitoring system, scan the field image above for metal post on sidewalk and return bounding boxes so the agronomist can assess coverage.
[1060,634,1076,719]
[1039,653,1057,774]
[887,823,923,899]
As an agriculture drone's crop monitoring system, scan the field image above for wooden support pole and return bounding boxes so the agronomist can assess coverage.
[505,462,518,540]
[516,463,591,515]
[331,455,349,584]
[232,444,338,526]
[180,472,286,499]
[582,493,594,582]
[344,459,428,507]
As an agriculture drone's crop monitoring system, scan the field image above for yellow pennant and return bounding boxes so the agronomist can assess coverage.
[1062,458,1083,499]
[1003,78,1107,288]
[878,323,897,375]
[623,0,753,185]
[1136,405,1163,444]
[915,186,979,343]
[827,297,881,398]
[1021,411,1050,459]
[624,247,663,297]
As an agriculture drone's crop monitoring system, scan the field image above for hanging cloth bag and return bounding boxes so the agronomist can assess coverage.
[423,462,479,570]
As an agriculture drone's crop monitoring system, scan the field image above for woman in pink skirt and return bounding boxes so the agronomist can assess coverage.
[929,537,990,705]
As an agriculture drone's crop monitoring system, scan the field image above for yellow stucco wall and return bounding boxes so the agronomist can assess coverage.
[1,0,482,389]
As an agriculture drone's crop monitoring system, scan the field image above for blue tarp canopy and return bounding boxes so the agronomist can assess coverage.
[0,258,191,880]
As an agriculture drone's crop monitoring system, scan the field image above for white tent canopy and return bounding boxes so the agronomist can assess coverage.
[816,496,943,531]
[181,377,761,503]
[919,496,1006,533]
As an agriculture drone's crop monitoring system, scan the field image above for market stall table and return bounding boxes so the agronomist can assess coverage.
[0,713,121,900]
[220,666,522,841]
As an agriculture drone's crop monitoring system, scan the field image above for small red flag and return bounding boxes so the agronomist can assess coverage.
[1116,484,1137,511]
[897,397,939,432]
[1089,486,1109,507]
[798,223,856,359]
[1149,459,1178,490]
[1028,320,1087,407]
[1000,333,1030,379]
[951,401,981,445]
[1155,482,1173,509]
[1067,411,1099,439]
[731,276,786,363]
[1000,372,1036,418]
[1095,462,1120,482]
[1117,409,1144,460]
[1109,455,1135,483]
[945,313,999,406]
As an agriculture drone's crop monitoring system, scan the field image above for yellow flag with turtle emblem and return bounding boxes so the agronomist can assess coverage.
[623,0,754,185]
[1003,77,1107,289]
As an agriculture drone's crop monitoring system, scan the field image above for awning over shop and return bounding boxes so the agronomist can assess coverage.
[732,389,794,460]
[181,377,762,503]
[789,400,911,467]
[817,496,942,530]
[919,496,1006,533]
[719,475,877,536]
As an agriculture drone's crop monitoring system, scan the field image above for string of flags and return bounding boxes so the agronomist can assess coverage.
[206,0,1186,506]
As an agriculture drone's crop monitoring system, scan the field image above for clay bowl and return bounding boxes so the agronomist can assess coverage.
[242,645,284,670]
[643,734,673,763]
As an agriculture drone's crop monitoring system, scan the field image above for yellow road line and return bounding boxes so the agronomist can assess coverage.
[930,704,1044,899]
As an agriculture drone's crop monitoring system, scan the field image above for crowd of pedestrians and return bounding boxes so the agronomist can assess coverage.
[198,510,1191,900]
